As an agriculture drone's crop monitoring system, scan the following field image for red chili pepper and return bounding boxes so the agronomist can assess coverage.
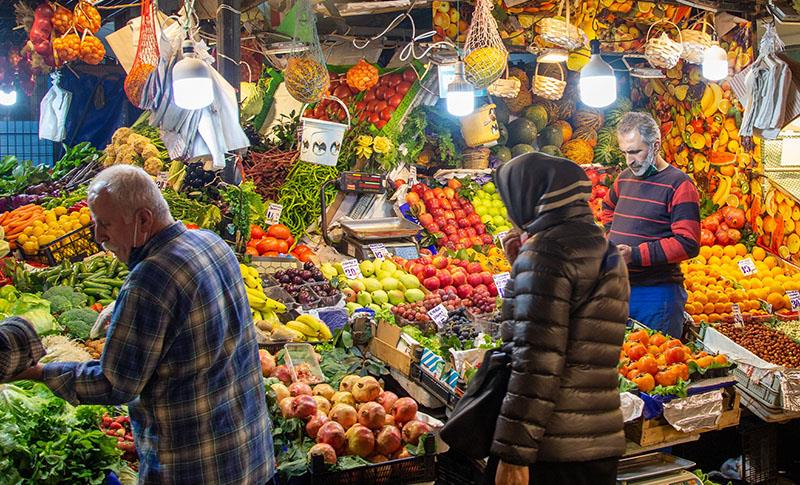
[91,303,104,312]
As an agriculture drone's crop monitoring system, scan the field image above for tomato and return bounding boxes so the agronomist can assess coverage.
[380,107,394,121]
[388,94,403,108]
[250,224,265,240]
[276,239,289,254]
[355,101,367,113]
[481,234,494,245]
[333,84,352,99]
[375,119,388,129]
[267,224,292,240]
[363,89,377,102]
[396,81,412,95]
[372,100,388,112]
[468,213,483,226]
[245,246,259,256]
[402,69,417,82]
[256,237,279,254]
[368,112,381,124]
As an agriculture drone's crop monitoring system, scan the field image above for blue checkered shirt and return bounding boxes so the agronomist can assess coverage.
[43,222,274,484]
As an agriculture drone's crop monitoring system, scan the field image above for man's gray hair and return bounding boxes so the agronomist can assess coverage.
[88,165,172,223]
[617,111,661,145]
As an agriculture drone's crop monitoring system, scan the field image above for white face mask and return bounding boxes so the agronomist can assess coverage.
[631,144,658,177]
[101,216,148,260]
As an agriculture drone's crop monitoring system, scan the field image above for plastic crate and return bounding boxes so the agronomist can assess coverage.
[307,435,437,485]
[733,364,784,409]
[436,450,486,485]
[24,224,100,266]
[740,417,779,484]
[409,362,463,409]
[304,282,342,308]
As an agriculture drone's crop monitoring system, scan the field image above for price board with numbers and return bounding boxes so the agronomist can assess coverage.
[492,272,510,297]
[341,259,363,280]
[369,243,389,260]
[738,258,757,276]
[427,304,448,328]
[731,303,744,326]
[266,203,283,225]
[789,290,800,312]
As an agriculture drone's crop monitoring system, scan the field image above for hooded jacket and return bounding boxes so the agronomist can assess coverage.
[491,154,630,465]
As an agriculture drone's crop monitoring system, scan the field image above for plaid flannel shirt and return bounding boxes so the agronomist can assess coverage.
[43,223,274,484]
[0,317,45,381]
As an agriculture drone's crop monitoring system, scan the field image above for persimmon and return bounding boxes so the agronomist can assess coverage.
[655,369,678,387]
[636,355,659,376]
[626,343,647,361]
[665,347,687,365]
[672,363,689,381]
[713,354,728,365]
[649,333,667,347]
[628,330,650,346]
[633,373,656,393]
[696,356,714,368]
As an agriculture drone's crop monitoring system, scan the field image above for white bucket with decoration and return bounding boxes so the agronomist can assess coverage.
[299,96,350,166]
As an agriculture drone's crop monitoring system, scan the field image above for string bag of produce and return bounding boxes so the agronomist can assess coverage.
[124,0,159,107]
[283,0,329,103]
[462,0,507,89]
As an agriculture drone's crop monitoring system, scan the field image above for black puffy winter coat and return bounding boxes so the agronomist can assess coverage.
[491,154,630,465]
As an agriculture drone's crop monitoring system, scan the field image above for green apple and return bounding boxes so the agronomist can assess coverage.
[492,215,507,227]
[483,182,496,194]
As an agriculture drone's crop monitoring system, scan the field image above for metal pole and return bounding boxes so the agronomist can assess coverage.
[216,0,241,183]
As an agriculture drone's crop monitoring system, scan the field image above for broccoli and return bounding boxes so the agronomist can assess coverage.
[58,307,99,341]
[42,286,88,314]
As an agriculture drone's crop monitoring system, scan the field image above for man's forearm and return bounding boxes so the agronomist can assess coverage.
[42,360,133,406]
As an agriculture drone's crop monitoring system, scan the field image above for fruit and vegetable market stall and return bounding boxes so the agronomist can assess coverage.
[4,0,800,483]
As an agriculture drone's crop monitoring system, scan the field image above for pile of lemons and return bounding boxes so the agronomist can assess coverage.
[17,206,92,255]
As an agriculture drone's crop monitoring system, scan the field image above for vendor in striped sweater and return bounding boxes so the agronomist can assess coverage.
[601,112,700,338]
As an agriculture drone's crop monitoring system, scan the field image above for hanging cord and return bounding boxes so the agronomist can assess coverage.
[218,52,254,82]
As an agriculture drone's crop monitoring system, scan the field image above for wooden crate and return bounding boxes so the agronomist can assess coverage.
[625,387,741,447]
[369,321,416,376]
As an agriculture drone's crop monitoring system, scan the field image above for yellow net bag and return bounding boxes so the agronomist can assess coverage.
[462,0,507,90]
[284,0,329,103]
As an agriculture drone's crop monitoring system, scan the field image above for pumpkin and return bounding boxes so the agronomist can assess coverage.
[346,59,378,92]
[285,57,330,103]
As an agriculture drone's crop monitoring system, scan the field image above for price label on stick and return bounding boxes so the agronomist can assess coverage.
[266,203,283,225]
[738,258,757,276]
[493,272,510,297]
[427,304,448,328]
[156,172,169,190]
[788,290,800,312]
[369,243,389,260]
[342,259,363,280]
[731,303,744,327]
[409,166,417,184]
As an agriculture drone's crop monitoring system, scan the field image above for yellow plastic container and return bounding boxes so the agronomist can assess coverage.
[460,103,500,148]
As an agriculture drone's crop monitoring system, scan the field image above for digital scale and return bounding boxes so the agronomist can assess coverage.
[320,172,422,260]
[617,453,702,485]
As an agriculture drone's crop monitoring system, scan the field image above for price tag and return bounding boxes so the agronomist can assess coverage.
[496,231,510,251]
[427,304,448,328]
[409,166,417,184]
[738,258,757,276]
[788,290,800,312]
[492,272,510,297]
[731,303,744,327]
[266,203,283,225]
[369,243,389,260]
[341,259,363,280]
[156,172,169,190]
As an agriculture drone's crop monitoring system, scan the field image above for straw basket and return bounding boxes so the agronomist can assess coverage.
[532,63,566,101]
[540,0,587,51]
[462,147,491,169]
[681,19,714,64]
[488,65,521,98]
[644,20,683,69]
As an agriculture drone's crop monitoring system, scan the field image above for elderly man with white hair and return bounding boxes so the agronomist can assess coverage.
[9,165,274,484]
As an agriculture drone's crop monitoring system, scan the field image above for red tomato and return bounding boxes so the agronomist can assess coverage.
[250,225,265,240]
[386,73,402,86]
[402,69,417,82]
[368,112,381,124]
[333,84,352,99]
[396,81,412,95]
[388,94,403,108]
[375,119,387,129]
[363,89,377,102]
[372,100,388,113]
[355,101,367,113]
[380,106,394,121]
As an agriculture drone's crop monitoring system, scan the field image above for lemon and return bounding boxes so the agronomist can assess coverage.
[31,226,45,237]
[78,213,91,226]
[80,207,90,214]
[22,241,38,255]
[38,235,54,246]
[54,206,68,216]
[45,212,57,224]
[58,215,70,223]
[23,226,34,236]
[17,233,28,244]
[71,221,82,231]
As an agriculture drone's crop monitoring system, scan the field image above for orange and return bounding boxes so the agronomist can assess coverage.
[720,256,732,264]
[706,292,719,303]
[711,245,724,258]
[765,256,778,269]
[693,291,708,305]
[734,243,747,256]
[716,293,730,304]
[739,279,752,290]
[697,314,709,322]
[699,246,713,259]
[703,303,716,314]
[708,256,722,266]
[723,246,737,258]
[752,246,766,261]
[714,302,730,314]
[749,279,763,289]
[767,293,784,310]
[730,290,746,303]
[771,266,783,277]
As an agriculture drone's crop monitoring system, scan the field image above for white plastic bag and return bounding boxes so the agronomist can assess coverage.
[39,72,71,142]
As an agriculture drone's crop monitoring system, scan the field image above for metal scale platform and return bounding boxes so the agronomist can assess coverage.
[321,172,422,260]
[617,453,702,485]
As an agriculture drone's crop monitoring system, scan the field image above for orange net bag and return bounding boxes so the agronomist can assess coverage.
[124,0,160,108]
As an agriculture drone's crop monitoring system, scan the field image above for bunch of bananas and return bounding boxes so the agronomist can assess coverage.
[240,264,287,321]
[278,314,333,342]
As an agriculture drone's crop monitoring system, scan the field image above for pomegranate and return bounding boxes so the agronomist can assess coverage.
[345,424,375,457]
[401,420,431,445]
[258,349,275,376]
[352,376,382,403]
[316,421,346,454]
[391,397,418,424]
[329,403,358,430]
[279,397,294,418]
[290,395,318,420]
[375,425,402,455]
[339,375,359,392]
[313,383,336,400]
[270,365,292,385]
[308,443,337,465]
[331,391,356,407]
[312,395,331,415]
[306,412,329,439]
[376,391,398,413]
[289,382,313,397]
[271,383,290,403]
[358,402,386,430]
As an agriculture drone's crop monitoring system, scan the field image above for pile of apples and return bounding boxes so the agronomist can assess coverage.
[406,179,495,251]
[700,206,746,246]
[583,167,612,223]
[400,253,499,296]
[269,372,430,465]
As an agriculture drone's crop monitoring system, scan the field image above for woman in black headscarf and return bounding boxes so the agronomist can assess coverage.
[488,153,630,485]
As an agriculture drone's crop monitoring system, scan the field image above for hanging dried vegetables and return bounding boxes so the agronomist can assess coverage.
[243,149,298,202]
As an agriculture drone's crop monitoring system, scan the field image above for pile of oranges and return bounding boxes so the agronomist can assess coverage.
[682,244,800,323]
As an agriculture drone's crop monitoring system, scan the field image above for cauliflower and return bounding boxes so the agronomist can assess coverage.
[143,157,164,175]
[115,145,135,164]
[141,145,160,160]
[112,127,132,146]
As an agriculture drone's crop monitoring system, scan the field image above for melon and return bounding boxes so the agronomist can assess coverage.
[540,145,563,157]
[510,144,536,157]
[561,139,594,165]
[523,105,548,131]
[572,128,598,147]
[538,125,563,148]
[507,118,538,147]
[494,100,510,126]
[497,123,508,146]
[553,120,573,143]
[492,145,513,162]
[572,109,604,132]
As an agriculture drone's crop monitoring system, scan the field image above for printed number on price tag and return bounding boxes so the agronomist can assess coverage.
[731,303,744,327]
[369,243,389,260]
[492,272,510,297]
[266,203,283,225]
[427,304,448,328]
[738,258,757,276]
[342,259,363,280]
[409,166,417,184]
[788,290,800,312]
[156,172,169,190]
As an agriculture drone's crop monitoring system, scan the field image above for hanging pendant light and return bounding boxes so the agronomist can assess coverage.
[702,42,728,81]
[579,40,617,108]
[0,88,16,106]
[447,61,475,117]
[172,40,214,110]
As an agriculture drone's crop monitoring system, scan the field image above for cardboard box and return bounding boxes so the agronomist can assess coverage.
[369,320,416,375]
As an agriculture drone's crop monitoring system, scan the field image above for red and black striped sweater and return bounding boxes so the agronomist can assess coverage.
[601,165,701,286]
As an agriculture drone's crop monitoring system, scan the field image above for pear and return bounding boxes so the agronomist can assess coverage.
[359,260,375,277]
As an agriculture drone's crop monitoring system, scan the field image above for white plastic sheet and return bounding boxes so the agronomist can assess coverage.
[39,72,71,142]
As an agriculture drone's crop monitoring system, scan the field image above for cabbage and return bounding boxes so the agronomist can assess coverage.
[0,287,59,335]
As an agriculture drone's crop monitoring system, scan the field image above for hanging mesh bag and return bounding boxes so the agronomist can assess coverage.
[284,0,329,104]
[124,0,159,108]
[462,0,507,90]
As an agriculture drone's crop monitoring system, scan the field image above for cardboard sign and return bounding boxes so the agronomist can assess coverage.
[492,272,510,297]
[731,303,744,327]
[156,172,169,190]
[342,259,363,280]
[427,304,448,327]
[369,243,389,260]
[788,290,800,312]
[738,258,757,276]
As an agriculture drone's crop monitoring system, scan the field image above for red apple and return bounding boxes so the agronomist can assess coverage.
[444,285,458,295]
[432,255,449,269]
[422,265,436,278]
[457,284,474,299]
[467,262,483,274]
[475,284,488,294]
[467,273,483,287]
[488,283,498,296]
[437,270,453,288]
[480,234,494,245]
[451,271,467,287]
[480,271,493,286]
[423,276,441,291]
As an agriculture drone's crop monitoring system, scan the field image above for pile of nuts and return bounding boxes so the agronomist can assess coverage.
[717,322,800,368]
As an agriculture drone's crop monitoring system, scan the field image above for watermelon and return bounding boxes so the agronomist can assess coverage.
[492,145,512,162]
[538,124,564,148]
[540,145,563,157]
[523,105,548,131]
[510,144,536,157]
[507,118,538,147]
[494,100,510,126]
[497,123,508,146]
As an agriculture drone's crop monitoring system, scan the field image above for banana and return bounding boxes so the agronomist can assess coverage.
[712,176,731,206]
[296,314,332,340]
[264,297,287,313]
[271,324,304,341]
[286,320,318,337]
[243,274,261,289]
[252,309,263,321]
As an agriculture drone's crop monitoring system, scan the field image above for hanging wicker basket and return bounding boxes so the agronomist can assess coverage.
[680,19,714,65]
[532,62,566,101]
[488,65,521,98]
[644,19,683,70]
[540,0,587,51]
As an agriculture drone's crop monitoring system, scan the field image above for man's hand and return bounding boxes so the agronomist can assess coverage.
[618,244,632,263]
[496,460,529,485]
[4,363,44,383]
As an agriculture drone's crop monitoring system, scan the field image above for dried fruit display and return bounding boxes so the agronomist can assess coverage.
[716,322,800,368]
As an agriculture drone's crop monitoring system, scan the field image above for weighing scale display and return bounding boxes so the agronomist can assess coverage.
[340,172,385,193]
[392,245,419,260]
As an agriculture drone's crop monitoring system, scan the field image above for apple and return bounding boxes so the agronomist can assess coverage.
[423,265,437,278]
[467,273,483,287]
[451,271,467,287]
[432,255,449,270]
[423,276,441,291]
[480,272,493,286]
[475,284,488,294]
[437,270,453,288]
[467,262,483,274]
[443,285,458,295]
[457,284,474,299]
[488,283,498,296]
